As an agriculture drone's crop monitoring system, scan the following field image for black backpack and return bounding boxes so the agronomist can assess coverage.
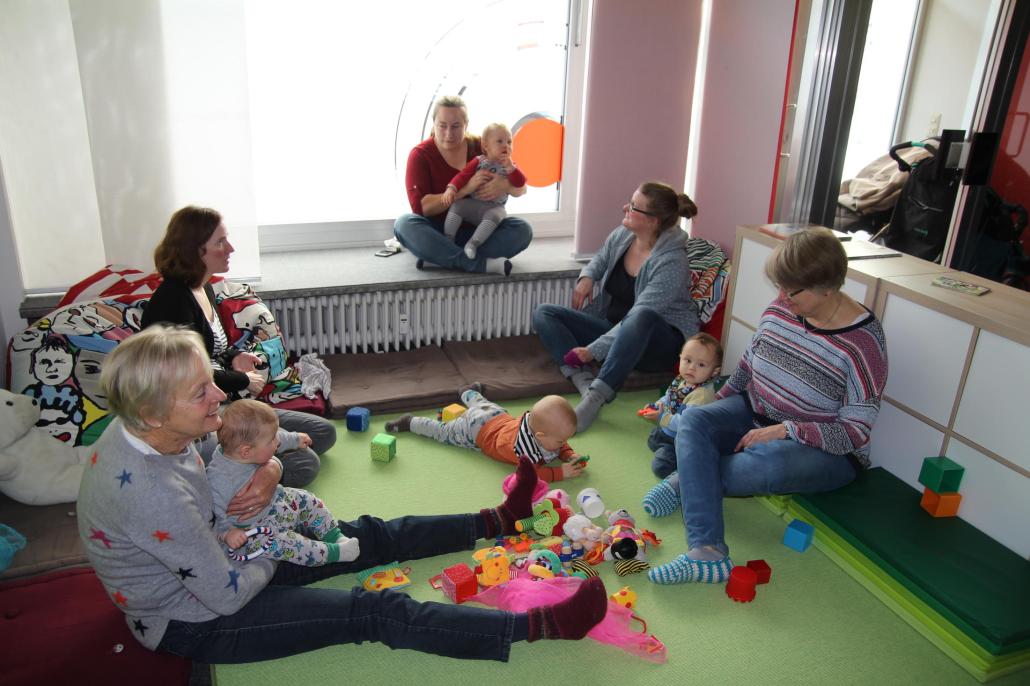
[882,140,962,262]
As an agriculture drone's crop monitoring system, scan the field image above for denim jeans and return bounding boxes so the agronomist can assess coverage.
[532,304,684,391]
[648,425,677,478]
[274,408,337,487]
[393,213,532,273]
[675,394,858,552]
[157,513,517,663]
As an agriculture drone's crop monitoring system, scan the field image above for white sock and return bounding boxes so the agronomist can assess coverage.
[485,258,512,276]
[337,536,361,562]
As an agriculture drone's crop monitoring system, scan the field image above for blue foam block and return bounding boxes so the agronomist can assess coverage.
[783,519,814,552]
[346,407,370,432]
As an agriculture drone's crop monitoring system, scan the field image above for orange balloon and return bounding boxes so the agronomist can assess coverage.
[512,117,564,187]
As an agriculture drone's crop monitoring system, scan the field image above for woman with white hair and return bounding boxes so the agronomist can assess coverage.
[77,325,607,663]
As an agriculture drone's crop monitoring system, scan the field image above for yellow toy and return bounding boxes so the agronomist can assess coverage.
[473,546,511,587]
[610,585,638,610]
[441,403,467,422]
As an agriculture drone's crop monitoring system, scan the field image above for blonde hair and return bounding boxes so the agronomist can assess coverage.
[218,399,278,454]
[531,395,577,439]
[431,95,469,128]
[684,332,724,367]
[765,227,848,292]
[101,326,210,433]
[481,122,511,140]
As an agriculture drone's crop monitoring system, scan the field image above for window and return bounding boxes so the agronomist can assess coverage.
[246,0,578,248]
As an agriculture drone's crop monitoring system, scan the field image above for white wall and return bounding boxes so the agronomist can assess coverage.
[897,0,994,142]
[692,0,796,253]
[0,0,106,294]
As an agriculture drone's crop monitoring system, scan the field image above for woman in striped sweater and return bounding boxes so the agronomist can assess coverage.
[646,227,888,585]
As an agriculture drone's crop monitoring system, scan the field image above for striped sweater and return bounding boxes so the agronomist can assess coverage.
[719,298,888,466]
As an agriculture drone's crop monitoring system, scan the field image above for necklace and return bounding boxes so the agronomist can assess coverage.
[805,293,845,331]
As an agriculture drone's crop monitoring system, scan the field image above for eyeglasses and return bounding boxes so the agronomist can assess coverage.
[628,203,658,217]
[783,287,805,300]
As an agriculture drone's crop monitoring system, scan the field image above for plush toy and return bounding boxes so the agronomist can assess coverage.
[0,389,93,505]
[602,509,661,563]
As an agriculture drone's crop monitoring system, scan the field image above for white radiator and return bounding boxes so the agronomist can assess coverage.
[266,277,577,355]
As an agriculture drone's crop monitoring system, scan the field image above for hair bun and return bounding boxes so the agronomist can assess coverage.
[678,194,698,220]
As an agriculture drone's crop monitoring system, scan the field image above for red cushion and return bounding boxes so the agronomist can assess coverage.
[0,567,191,686]
[701,298,726,340]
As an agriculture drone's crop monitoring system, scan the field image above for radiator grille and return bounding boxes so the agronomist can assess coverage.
[266,277,577,355]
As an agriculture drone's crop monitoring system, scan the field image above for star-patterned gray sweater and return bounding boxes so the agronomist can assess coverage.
[77,419,276,650]
[579,225,698,360]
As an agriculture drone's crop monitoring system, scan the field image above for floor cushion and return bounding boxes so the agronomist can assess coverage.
[789,467,1030,681]
[0,495,86,581]
[0,566,191,686]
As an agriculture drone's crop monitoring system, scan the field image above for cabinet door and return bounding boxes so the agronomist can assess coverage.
[732,239,778,329]
[868,400,945,485]
[723,319,755,377]
[880,293,974,426]
[953,330,1030,470]
[946,439,1030,558]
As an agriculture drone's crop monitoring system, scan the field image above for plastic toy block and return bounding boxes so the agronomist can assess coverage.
[370,433,396,462]
[918,456,964,493]
[746,559,772,584]
[920,488,962,517]
[345,407,370,432]
[782,519,814,552]
[441,403,467,422]
[725,566,758,603]
[441,563,478,603]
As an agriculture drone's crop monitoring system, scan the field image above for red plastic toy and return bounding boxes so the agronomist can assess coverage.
[746,559,772,584]
[725,566,758,603]
[429,563,478,604]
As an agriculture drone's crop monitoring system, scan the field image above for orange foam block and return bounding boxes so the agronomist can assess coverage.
[920,488,962,517]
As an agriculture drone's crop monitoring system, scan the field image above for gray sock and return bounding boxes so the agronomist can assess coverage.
[575,379,615,432]
[560,365,595,395]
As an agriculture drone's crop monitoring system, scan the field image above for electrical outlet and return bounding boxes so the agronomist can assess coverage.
[398,312,409,336]
[928,113,942,138]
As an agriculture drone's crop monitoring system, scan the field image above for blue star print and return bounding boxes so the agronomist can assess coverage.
[116,469,132,488]
[226,569,240,593]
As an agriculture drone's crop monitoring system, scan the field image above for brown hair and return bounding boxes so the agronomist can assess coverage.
[638,182,698,232]
[764,227,848,292]
[218,399,278,454]
[153,206,222,288]
[684,332,724,367]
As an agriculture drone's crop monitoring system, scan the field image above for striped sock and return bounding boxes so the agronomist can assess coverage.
[642,476,680,517]
[647,553,734,584]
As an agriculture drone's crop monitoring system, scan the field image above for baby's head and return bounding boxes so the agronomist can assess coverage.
[481,123,513,165]
[218,399,280,465]
[679,333,723,385]
[528,395,577,451]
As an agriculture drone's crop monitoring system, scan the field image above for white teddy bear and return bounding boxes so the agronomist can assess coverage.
[0,388,93,505]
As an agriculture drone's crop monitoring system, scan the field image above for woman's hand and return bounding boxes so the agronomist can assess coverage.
[245,371,266,396]
[572,277,595,310]
[231,352,262,373]
[734,424,788,452]
[226,460,280,519]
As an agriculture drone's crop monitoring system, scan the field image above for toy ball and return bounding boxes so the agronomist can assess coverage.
[610,585,638,609]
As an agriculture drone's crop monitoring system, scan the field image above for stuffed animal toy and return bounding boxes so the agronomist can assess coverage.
[0,389,92,505]
[602,509,661,563]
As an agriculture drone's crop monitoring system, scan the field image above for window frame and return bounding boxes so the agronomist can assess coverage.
[258,3,588,254]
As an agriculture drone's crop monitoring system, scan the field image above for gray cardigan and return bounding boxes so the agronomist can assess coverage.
[77,420,276,650]
[580,226,697,360]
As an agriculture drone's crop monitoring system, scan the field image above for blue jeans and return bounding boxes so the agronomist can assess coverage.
[532,304,685,391]
[675,394,859,551]
[393,213,532,273]
[274,409,337,487]
[648,425,677,478]
[157,513,516,663]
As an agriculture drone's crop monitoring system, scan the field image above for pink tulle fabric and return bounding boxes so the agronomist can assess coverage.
[469,576,667,662]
